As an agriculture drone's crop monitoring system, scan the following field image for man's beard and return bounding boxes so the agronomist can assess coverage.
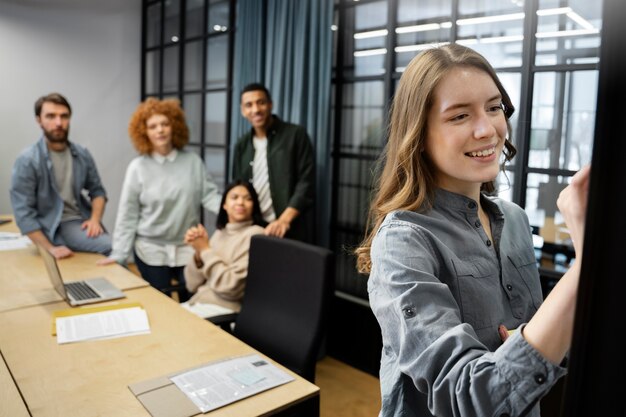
[43,127,69,144]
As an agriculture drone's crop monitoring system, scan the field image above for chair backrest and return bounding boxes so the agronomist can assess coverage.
[233,235,334,382]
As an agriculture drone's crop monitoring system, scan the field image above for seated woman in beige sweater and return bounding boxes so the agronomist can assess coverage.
[183,180,266,311]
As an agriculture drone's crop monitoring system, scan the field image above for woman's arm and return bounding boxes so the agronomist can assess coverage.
[522,165,590,364]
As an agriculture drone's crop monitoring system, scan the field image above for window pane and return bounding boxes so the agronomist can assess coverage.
[337,158,377,230]
[146,2,161,48]
[334,229,368,297]
[525,173,573,245]
[145,50,161,95]
[186,0,204,38]
[162,45,179,92]
[343,1,388,77]
[203,146,225,233]
[208,0,230,33]
[332,9,338,69]
[164,0,181,43]
[496,72,521,149]
[536,0,602,66]
[203,147,226,191]
[529,71,597,170]
[184,41,203,91]
[341,81,385,157]
[206,35,228,88]
[398,0,452,23]
[204,91,227,145]
[456,0,525,68]
[395,0,452,71]
[496,170,514,202]
[183,93,202,144]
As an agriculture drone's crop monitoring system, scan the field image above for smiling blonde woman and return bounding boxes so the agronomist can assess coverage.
[356,44,590,417]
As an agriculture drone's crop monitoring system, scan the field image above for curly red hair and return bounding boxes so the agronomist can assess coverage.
[128,97,189,154]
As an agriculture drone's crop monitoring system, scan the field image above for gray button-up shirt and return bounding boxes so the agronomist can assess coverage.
[10,137,107,240]
[368,189,566,417]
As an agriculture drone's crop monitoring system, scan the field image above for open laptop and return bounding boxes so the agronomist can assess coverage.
[37,244,126,306]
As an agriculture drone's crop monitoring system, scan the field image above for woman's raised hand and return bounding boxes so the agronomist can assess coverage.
[557,164,590,256]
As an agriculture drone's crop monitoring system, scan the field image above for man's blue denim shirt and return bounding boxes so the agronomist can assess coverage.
[10,137,107,240]
[368,189,566,417]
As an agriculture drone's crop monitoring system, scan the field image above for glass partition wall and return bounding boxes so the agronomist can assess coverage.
[331,0,603,299]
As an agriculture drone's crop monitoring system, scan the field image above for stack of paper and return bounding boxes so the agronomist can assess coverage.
[52,302,150,344]
[0,232,32,251]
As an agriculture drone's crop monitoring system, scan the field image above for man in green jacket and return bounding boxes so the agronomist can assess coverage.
[232,83,315,242]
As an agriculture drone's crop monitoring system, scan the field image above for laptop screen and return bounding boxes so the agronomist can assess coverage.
[36,244,70,302]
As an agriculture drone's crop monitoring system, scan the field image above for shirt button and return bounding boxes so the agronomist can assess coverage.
[468,201,477,209]
[486,239,492,246]
[474,220,481,228]
[506,284,513,291]
[534,374,546,384]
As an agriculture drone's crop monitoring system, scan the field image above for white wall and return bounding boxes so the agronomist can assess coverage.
[0,0,141,231]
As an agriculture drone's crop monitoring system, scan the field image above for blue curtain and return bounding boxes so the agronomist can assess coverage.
[230,0,333,245]
[229,0,265,143]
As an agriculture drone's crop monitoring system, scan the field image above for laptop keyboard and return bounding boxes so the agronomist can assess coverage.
[65,281,100,301]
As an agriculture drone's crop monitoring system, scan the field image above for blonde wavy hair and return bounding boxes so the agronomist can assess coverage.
[128,97,189,154]
[355,44,517,274]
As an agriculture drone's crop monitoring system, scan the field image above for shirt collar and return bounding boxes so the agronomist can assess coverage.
[433,188,504,219]
[151,148,178,164]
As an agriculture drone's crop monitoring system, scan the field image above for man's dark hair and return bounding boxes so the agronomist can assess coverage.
[240,83,272,103]
[34,93,72,117]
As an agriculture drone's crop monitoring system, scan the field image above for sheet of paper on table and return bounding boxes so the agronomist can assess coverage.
[169,354,295,413]
[180,301,235,319]
[0,232,32,251]
[56,306,150,344]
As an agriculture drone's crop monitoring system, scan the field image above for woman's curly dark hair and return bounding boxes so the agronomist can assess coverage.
[128,97,189,154]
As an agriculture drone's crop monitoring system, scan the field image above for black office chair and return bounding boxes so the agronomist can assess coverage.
[230,234,334,383]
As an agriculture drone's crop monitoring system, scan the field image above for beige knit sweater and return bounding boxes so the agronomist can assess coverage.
[184,221,264,311]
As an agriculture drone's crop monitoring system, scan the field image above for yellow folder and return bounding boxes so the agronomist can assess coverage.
[51,301,144,335]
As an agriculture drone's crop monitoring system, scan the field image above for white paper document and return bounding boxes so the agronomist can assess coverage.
[0,232,32,251]
[181,301,235,319]
[170,354,295,413]
[56,307,150,344]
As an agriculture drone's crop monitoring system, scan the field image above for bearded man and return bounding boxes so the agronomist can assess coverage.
[10,93,111,259]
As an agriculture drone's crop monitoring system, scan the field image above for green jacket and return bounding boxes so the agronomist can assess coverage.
[232,116,315,241]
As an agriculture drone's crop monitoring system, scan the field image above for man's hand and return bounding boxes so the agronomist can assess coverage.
[49,245,73,259]
[264,219,290,238]
[81,218,104,238]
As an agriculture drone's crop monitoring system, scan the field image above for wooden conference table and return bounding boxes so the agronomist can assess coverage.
[0,217,319,417]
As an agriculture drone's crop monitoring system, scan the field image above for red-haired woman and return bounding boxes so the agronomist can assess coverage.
[98,98,221,301]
